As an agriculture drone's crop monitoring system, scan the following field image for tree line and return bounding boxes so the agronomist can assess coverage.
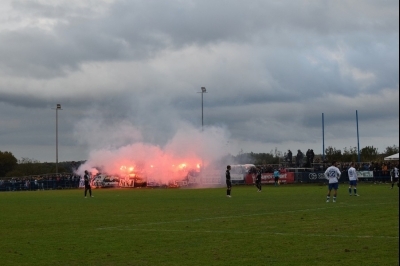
[0,145,398,177]
[0,153,82,178]
[225,145,399,165]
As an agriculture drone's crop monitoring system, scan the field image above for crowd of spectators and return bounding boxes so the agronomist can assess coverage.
[338,161,398,176]
[257,165,287,174]
[282,148,398,173]
[255,160,398,177]
[284,149,317,167]
[0,173,81,191]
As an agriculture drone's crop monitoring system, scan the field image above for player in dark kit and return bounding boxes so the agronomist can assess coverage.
[255,167,262,192]
[390,166,399,189]
[84,170,93,198]
[226,165,232,197]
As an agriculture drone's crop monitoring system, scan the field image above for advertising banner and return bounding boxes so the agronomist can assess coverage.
[187,170,223,186]
[188,175,201,185]
[201,177,222,184]
[245,172,295,184]
[297,171,374,183]
[356,171,374,179]
[307,172,327,182]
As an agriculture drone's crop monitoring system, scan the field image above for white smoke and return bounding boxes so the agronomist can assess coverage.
[74,118,232,186]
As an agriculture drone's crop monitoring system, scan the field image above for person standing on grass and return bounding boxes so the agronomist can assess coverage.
[273,169,280,186]
[226,165,232,197]
[324,161,341,203]
[390,166,399,189]
[84,170,93,198]
[348,162,359,196]
[255,167,262,192]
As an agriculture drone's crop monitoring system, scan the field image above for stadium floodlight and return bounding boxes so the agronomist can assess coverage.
[52,104,63,174]
[198,87,207,131]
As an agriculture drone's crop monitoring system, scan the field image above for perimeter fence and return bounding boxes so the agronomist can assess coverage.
[0,167,395,192]
[0,173,80,192]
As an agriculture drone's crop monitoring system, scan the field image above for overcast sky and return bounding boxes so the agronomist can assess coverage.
[0,0,399,165]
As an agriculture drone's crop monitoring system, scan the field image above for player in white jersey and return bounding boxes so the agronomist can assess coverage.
[348,162,359,196]
[324,161,341,203]
[390,166,399,189]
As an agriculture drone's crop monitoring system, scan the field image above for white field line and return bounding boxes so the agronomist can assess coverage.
[96,202,396,237]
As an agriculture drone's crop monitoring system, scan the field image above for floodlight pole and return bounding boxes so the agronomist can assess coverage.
[52,104,62,174]
[356,110,360,163]
[322,113,325,161]
[197,87,207,171]
[198,87,207,131]
[202,91,204,130]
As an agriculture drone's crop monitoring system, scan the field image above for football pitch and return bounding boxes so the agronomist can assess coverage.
[1,183,398,266]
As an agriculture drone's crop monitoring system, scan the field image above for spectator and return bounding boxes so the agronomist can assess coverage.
[310,149,315,165]
[296,150,304,167]
[287,150,292,166]
[306,149,311,167]
[39,179,44,190]
[382,163,388,175]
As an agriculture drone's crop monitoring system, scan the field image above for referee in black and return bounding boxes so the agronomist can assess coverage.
[226,165,232,197]
[255,167,262,192]
[84,170,93,198]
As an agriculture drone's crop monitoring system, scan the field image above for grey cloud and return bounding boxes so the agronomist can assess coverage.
[2,0,398,79]
[0,0,398,162]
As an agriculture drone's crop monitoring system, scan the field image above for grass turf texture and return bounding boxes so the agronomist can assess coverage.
[0,184,398,266]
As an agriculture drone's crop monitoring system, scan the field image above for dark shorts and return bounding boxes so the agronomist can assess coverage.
[328,183,339,190]
[391,177,398,182]
[274,177,279,182]
[226,180,232,188]
[349,180,357,186]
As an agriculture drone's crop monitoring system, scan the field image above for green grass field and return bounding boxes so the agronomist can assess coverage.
[0,183,398,266]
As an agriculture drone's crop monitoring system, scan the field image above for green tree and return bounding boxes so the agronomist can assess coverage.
[271,147,283,164]
[383,145,399,156]
[0,151,18,177]
[234,150,254,164]
[360,146,379,161]
[48,165,67,173]
[13,157,47,176]
[325,146,342,162]
[342,146,358,162]
[5,170,25,178]
[251,152,275,165]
